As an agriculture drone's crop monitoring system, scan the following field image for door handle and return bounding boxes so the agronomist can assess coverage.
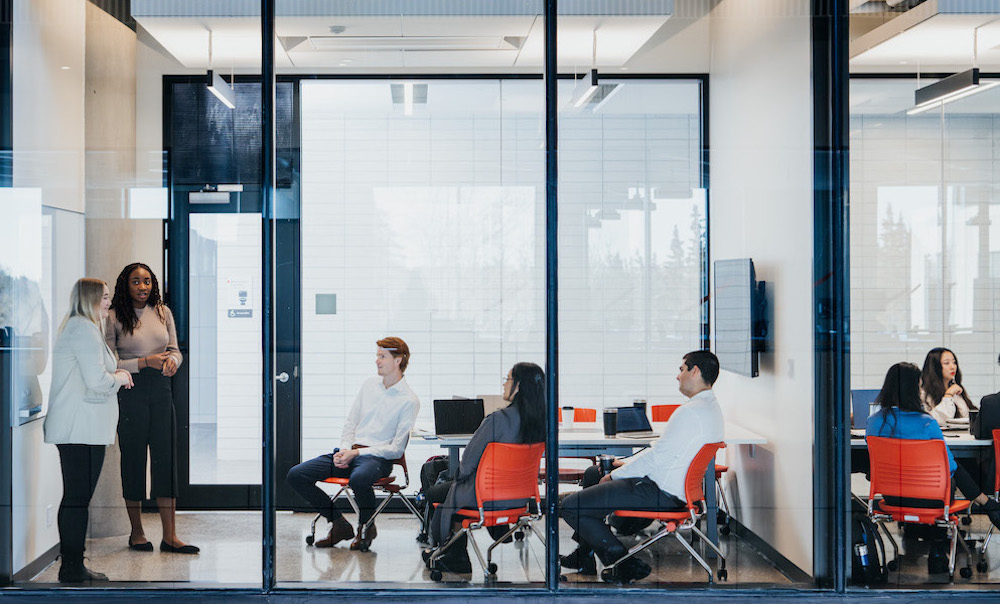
[276,372,290,383]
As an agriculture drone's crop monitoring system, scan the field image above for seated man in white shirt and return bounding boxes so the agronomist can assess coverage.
[286,337,420,551]
[560,350,724,583]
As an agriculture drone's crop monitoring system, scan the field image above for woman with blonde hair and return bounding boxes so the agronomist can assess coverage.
[44,278,133,583]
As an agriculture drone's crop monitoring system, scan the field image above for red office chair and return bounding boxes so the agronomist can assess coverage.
[426,442,546,582]
[651,404,732,532]
[976,428,1000,572]
[603,442,728,584]
[866,436,976,580]
[305,454,423,551]
[651,404,680,422]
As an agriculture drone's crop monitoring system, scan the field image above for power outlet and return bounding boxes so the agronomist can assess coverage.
[46,505,53,527]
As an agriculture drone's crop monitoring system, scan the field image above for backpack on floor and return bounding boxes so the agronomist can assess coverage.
[851,495,887,585]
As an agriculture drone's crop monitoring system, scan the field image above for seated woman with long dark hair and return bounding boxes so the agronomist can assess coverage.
[422,362,546,575]
[920,347,977,423]
[866,362,1000,573]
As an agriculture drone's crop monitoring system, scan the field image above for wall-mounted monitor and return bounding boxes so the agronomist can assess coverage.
[714,258,768,378]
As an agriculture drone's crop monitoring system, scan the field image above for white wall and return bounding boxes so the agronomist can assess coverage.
[708,0,815,574]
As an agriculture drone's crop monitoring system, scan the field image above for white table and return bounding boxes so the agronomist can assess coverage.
[850,429,992,458]
[424,421,767,547]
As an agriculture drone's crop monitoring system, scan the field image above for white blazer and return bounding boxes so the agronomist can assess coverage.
[43,316,122,445]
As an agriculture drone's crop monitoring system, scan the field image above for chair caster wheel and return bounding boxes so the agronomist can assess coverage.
[962,516,973,526]
[559,574,568,582]
[305,535,314,545]
[514,531,525,541]
[977,561,989,573]
[717,568,728,581]
[601,568,616,583]
[430,570,443,582]
[417,532,428,543]
[488,562,498,574]
[960,566,973,579]
[720,525,731,536]
[887,559,898,572]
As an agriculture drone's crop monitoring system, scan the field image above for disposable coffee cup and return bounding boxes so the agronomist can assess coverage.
[562,406,575,429]
[598,454,616,475]
[602,408,618,437]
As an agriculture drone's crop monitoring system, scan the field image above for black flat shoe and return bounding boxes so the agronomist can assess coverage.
[160,541,200,554]
[128,538,154,552]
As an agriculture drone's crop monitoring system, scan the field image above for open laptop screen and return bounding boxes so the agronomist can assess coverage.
[433,398,485,436]
[615,406,653,433]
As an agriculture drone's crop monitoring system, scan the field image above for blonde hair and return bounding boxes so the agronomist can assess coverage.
[59,278,107,333]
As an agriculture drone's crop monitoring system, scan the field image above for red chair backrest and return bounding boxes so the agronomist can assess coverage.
[652,404,681,422]
[574,408,597,422]
[866,436,952,505]
[475,442,545,510]
[683,442,726,508]
[992,429,1000,495]
[392,454,410,489]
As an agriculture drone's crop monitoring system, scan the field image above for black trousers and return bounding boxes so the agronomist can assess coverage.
[561,474,685,564]
[56,444,105,559]
[286,453,392,525]
[118,368,177,500]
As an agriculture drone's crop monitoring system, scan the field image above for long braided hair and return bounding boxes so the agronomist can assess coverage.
[110,262,165,335]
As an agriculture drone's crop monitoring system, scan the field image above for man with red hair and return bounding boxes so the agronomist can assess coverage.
[287,337,420,551]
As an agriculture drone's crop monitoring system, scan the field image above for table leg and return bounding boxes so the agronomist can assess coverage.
[704,462,718,558]
[446,445,461,478]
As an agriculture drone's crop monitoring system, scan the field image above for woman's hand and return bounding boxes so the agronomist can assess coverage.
[162,356,178,377]
[945,383,964,397]
[143,352,171,371]
[116,369,134,389]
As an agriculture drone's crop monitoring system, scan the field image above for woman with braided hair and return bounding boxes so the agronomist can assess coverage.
[106,262,198,554]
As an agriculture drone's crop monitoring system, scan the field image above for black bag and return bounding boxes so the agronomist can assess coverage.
[419,455,450,493]
[851,496,887,585]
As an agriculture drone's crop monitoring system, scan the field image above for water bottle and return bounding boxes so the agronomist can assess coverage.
[855,542,870,577]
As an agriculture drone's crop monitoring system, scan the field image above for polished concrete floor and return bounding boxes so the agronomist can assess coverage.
[28,511,796,589]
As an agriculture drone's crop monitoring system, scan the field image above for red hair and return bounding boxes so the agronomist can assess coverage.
[377,337,410,373]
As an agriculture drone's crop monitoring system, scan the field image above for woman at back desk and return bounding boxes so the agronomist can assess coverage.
[866,362,1000,573]
[422,362,546,575]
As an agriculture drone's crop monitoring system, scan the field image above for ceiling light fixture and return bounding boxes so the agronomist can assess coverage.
[907,68,998,115]
[206,31,235,109]
[908,25,998,115]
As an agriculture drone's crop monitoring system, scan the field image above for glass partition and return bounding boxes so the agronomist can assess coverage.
[556,1,815,592]
[274,2,546,588]
[3,0,264,587]
[849,2,1000,592]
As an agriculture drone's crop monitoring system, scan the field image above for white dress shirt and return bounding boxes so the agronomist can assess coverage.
[341,376,420,460]
[610,388,724,499]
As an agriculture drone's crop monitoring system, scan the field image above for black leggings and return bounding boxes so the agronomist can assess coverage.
[56,444,105,559]
[118,368,177,500]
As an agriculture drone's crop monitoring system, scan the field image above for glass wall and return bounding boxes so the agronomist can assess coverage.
[849,1,1000,592]
[0,0,835,596]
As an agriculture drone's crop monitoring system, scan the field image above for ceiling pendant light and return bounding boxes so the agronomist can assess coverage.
[206,30,235,109]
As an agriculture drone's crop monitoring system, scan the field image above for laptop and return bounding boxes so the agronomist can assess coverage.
[433,398,485,437]
[477,394,508,416]
[615,406,655,436]
[850,389,880,429]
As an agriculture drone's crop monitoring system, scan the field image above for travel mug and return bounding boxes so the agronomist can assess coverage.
[598,454,616,475]
[602,408,618,437]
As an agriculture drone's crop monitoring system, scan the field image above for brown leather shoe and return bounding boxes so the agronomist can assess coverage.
[315,517,354,548]
[350,523,377,551]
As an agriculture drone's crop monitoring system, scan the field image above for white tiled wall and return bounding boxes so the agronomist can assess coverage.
[850,99,1000,400]
[300,79,704,485]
